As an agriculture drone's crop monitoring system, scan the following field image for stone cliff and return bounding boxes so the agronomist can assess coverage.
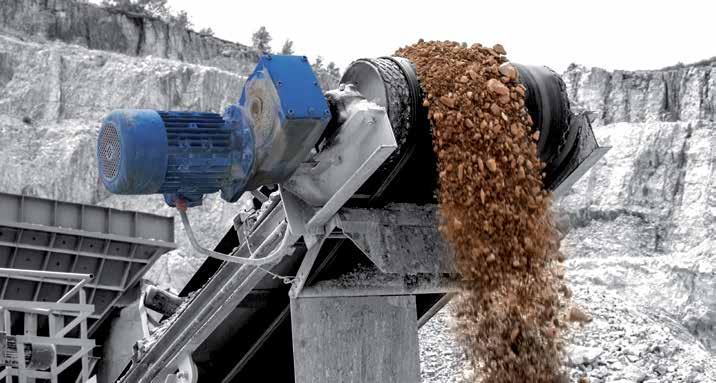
[1,0,258,73]
[557,62,715,382]
[563,60,715,125]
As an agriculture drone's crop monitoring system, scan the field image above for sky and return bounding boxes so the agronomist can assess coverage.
[163,0,714,74]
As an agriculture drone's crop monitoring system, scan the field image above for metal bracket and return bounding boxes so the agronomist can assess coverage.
[283,100,397,230]
[279,186,317,238]
[550,113,611,197]
[288,220,336,299]
[552,146,610,198]
[337,204,455,275]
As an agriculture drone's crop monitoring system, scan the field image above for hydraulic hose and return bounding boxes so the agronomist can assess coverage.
[178,208,293,266]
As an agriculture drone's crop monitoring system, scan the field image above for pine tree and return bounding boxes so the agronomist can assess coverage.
[102,0,169,18]
[172,10,192,29]
[280,39,294,55]
[326,62,340,78]
[252,26,272,53]
[312,56,324,71]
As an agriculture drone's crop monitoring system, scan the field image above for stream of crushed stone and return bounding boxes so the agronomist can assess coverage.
[397,40,569,382]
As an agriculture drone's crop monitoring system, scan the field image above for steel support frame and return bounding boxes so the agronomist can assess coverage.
[0,271,96,383]
[123,202,462,383]
[284,202,461,382]
[119,99,400,383]
[0,192,176,336]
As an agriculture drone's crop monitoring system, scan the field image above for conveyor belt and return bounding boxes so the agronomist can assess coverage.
[118,55,608,383]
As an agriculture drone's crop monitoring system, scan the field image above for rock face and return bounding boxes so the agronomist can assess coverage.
[0,0,258,73]
[0,0,338,89]
[562,61,716,125]
[558,62,715,382]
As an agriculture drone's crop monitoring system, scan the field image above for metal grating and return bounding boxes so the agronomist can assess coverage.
[98,123,121,180]
[0,192,176,334]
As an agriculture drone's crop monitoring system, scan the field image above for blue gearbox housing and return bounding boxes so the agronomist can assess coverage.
[96,55,331,207]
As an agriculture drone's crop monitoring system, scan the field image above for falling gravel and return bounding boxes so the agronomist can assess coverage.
[397,41,568,382]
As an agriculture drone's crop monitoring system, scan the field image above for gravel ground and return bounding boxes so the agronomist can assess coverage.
[420,307,471,383]
[565,283,715,383]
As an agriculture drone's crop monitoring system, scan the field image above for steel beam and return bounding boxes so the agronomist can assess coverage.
[298,272,461,298]
[0,239,152,264]
[0,268,92,281]
[0,222,174,250]
[0,300,94,313]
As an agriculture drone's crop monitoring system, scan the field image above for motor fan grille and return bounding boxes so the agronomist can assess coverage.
[99,123,121,180]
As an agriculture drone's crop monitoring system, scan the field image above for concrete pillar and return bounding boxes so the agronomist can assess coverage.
[290,295,420,383]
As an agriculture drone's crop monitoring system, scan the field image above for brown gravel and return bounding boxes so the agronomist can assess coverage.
[397,40,568,382]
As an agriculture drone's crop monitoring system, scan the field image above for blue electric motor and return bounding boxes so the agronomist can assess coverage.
[96,55,331,206]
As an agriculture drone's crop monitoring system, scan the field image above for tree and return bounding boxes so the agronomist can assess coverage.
[280,39,294,55]
[312,56,324,71]
[171,10,192,29]
[199,28,215,36]
[252,26,272,53]
[136,0,169,17]
[102,0,169,18]
[101,0,131,10]
[311,56,340,89]
[326,61,340,78]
